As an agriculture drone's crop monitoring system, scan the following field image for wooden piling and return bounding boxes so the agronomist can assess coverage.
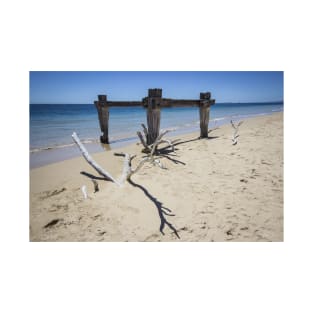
[95,95,109,144]
[93,89,215,143]
[146,89,162,145]
[199,92,211,138]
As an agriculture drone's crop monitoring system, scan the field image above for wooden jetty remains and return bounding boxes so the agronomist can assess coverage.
[94,89,215,144]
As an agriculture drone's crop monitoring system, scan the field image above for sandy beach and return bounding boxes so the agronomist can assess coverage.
[30,112,283,242]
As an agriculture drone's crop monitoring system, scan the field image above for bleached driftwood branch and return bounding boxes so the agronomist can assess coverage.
[115,152,143,182]
[73,131,168,188]
[230,120,243,145]
[149,129,170,156]
[157,139,176,154]
[140,129,173,169]
[115,150,165,184]
[137,131,150,151]
[72,132,164,187]
[115,131,173,182]
[113,152,136,184]
[141,124,149,142]
[72,132,121,186]
[137,125,176,156]
[81,185,88,199]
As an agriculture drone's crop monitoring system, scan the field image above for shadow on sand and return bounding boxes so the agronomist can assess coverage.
[159,135,219,151]
[128,178,180,239]
[157,136,219,165]
[80,171,110,181]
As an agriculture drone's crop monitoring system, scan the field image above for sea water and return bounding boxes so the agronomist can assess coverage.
[30,102,283,167]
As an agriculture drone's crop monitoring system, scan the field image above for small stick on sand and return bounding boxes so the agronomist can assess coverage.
[81,185,88,199]
[230,120,243,145]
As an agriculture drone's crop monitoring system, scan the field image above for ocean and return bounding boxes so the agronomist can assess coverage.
[30,102,283,168]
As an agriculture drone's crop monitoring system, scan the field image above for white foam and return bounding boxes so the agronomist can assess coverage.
[30,138,99,153]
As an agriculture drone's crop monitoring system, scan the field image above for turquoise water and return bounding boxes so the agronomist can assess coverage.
[30,102,283,151]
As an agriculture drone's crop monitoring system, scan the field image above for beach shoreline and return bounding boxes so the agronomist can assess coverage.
[30,110,282,169]
[30,112,283,242]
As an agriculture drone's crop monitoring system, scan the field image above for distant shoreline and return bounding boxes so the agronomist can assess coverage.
[30,100,284,106]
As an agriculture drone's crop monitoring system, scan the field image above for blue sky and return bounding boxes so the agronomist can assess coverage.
[29,71,283,104]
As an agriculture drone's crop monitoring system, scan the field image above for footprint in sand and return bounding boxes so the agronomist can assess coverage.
[97,230,107,236]
[48,204,69,212]
[40,188,67,200]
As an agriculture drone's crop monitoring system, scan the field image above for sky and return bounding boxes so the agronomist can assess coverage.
[29,71,283,104]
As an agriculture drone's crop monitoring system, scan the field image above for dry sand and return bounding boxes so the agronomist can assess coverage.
[30,112,283,242]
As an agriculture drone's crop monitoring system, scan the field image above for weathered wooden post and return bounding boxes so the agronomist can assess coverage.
[94,95,109,144]
[199,92,215,138]
[145,88,162,145]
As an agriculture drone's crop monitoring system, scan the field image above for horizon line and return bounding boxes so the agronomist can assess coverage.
[30,100,284,105]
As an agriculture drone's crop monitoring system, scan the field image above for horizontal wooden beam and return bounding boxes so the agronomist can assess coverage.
[161,99,215,107]
[107,101,143,107]
[97,98,215,108]
[161,99,201,107]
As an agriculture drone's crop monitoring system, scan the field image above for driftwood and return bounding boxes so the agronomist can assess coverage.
[114,130,171,182]
[114,152,137,183]
[137,126,176,156]
[72,132,121,186]
[137,131,150,151]
[150,129,170,155]
[81,185,88,199]
[73,128,175,188]
[73,132,165,187]
[230,120,243,145]
[141,124,149,142]
[115,153,143,181]
[114,150,166,183]
[143,131,171,169]
[157,139,177,154]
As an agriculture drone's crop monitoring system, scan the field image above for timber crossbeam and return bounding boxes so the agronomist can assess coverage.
[107,101,142,107]
[95,99,215,108]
